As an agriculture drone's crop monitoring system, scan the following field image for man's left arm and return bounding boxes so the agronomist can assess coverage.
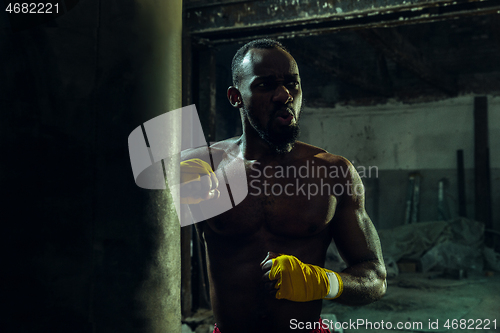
[260,156,386,305]
[329,157,387,305]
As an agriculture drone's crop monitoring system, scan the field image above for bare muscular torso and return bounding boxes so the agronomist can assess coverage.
[188,138,348,333]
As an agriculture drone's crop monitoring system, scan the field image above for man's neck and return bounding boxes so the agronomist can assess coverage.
[238,128,294,163]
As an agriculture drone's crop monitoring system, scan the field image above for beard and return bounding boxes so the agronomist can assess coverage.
[243,105,301,155]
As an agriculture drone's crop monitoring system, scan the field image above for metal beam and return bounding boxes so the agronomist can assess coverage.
[184,0,500,44]
[291,39,393,97]
[357,28,457,95]
[474,96,493,246]
[181,32,193,318]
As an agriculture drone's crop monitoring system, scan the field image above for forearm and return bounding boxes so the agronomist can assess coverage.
[335,259,387,305]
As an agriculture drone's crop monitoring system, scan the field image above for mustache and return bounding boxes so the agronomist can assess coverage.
[274,105,296,117]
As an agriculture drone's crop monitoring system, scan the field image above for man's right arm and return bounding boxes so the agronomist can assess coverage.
[180,147,220,204]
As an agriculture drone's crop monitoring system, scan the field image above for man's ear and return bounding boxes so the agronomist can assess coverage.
[227,86,242,108]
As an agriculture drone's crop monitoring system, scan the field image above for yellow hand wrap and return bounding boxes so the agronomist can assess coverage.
[269,255,343,302]
[180,158,214,204]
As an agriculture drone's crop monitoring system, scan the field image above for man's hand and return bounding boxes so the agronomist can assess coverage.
[260,251,343,302]
[180,159,220,204]
[261,251,280,297]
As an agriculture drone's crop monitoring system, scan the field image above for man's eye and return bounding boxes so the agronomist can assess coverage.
[286,82,299,89]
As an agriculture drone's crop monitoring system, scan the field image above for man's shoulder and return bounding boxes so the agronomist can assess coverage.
[209,137,240,151]
[295,141,351,167]
[181,137,240,161]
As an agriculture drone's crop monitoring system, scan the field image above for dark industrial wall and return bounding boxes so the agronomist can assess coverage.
[1,1,182,332]
[211,42,498,232]
[300,97,499,231]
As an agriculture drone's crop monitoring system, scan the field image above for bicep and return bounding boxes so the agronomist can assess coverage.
[181,147,208,162]
[329,165,383,268]
[331,207,383,267]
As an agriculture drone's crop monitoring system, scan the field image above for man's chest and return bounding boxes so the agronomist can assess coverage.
[206,161,338,238]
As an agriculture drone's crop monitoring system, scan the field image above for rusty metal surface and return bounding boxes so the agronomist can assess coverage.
[184,0,500,43]
[357,28,457,95]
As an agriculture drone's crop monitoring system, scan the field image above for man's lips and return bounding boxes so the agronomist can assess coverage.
[278,114,293,121]
[275,107,295,120]
[275,108,294,125]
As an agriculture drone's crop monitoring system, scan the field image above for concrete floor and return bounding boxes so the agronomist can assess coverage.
[182,272,499,333]
[321,272,500,333]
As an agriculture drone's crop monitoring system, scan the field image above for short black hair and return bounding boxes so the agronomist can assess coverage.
[231,38,289,87]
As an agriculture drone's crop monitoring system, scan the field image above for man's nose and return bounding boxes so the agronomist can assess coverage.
[273,85,293,104]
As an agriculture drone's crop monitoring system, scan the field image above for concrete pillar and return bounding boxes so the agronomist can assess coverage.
[1,0,182,332]
[135,1,183,329]
[92,0,183,332]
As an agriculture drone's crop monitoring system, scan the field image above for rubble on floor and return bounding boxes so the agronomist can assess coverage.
[322,271,499,332]
[182,308,214,333]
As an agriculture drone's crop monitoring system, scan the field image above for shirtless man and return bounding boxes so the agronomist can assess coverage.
[181,39,387,333]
